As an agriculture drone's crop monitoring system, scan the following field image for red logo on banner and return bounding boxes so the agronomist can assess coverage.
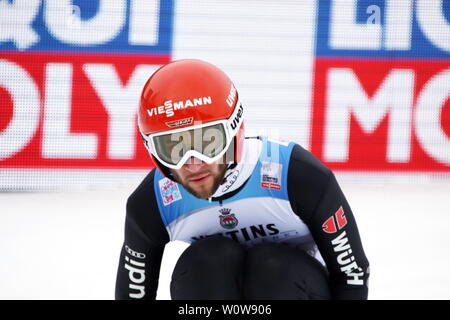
[322,206,347,234]
[311,59,450,172]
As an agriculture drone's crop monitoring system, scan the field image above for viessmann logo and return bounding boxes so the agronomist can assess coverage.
[146,96,213,117]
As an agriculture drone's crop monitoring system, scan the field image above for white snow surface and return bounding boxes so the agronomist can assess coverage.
[1,176,449,300]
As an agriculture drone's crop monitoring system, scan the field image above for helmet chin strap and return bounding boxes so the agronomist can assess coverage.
[227,161,237,170]
[209,136,262,200]
[219,138,239,184]
[222,161,237,181]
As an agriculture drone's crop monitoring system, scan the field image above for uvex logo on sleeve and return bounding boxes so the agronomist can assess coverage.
[322,206,347,234]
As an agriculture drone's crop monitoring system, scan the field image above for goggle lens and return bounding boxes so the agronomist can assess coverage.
[153,123,227,166]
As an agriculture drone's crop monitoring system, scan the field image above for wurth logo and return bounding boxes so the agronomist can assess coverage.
[322,206,347,233]
[331,231,364,286]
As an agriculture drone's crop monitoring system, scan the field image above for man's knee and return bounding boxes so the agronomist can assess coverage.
[171,236,245,299]
[244,243,330,300]
[182,236,245,267]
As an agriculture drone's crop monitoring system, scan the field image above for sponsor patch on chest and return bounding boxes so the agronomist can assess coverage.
[218,208,239,229]
[159,178,182,206]
[260,162,282,190]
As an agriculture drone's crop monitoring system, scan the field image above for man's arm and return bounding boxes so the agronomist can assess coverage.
[115,170,170,300]
[287,144,370,299]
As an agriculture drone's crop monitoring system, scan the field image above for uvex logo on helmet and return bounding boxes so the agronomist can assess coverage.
[226,84,237,107]
[230,104,243,130]
[146,96,213,118]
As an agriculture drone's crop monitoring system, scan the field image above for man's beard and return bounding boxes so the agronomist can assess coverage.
[172,163,228,199]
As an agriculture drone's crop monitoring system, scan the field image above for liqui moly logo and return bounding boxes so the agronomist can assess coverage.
[0,0,174,174]
[0,0,173,53]
[312,0,450,172]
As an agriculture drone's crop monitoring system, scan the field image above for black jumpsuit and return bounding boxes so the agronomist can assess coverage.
[115,138,370,299]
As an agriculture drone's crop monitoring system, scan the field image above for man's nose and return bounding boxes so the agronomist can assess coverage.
[183,157,205,173]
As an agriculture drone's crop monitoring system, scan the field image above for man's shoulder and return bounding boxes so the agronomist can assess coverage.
[285,143,334,220]
[258,136,332,184]
[288,143,332,181]
[126,168,170,244]
[127,169,157,209]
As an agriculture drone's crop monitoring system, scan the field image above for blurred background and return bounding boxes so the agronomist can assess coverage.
[0,0,449,299]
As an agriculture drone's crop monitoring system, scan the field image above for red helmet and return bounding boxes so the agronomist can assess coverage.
[138,59,245,173]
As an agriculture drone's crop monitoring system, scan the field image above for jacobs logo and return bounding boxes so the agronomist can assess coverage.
[218,208,238,229]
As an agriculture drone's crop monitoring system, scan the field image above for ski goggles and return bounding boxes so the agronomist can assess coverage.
[142,102,243,170]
